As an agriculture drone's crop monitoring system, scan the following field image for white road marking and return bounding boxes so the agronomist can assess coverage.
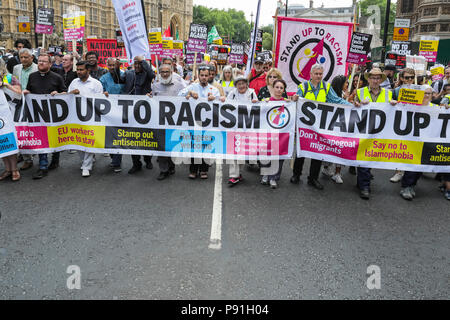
[209,161,223,250]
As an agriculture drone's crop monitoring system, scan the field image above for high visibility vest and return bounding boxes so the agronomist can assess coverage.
[2,74,12,84]
[357,86,392,102]
[298,81,330,102]
[221,80,234,88]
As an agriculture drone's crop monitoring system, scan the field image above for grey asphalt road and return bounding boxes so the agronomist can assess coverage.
[0,152,448,300]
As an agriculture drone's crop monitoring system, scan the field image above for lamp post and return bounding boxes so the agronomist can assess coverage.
[381,0,391,64]
[285,0,289,17]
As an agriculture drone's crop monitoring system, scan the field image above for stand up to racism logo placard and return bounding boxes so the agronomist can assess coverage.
[275,17,353,93]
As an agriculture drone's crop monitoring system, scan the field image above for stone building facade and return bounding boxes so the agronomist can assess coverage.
[0,0,193,48]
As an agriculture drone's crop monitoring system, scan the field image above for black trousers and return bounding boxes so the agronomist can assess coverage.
[190,158,209,174]
[293,158,322,181]
[131,155,152,167]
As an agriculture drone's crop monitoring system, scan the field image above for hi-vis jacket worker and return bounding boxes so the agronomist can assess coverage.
[290,63,351,192]
[354,67,397,200]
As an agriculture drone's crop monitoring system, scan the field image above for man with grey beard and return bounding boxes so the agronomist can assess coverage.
[151,64,187,180]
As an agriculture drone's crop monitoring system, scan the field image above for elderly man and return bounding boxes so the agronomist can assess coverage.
[355,68,395,199]
[7,39,33,73]
[162,57,183,77]
[291,63,352,191]
[12,48,39,171]
[178,65,220,179]
[68,61,104,177]
[123,56,155,174]
[152,64,187,180]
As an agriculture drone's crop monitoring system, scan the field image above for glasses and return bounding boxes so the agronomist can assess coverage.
[424,92,432,95]
[268,75,278,79]
[369,77,381,80]
[404,76,415,80]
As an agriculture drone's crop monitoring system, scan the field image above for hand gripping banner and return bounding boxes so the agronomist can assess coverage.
[0,91,19,158]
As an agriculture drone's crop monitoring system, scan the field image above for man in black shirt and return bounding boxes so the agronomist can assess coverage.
[55,54,77,88]
[85,51,107,80]
[122,56,155,173]
[24,53,67,179]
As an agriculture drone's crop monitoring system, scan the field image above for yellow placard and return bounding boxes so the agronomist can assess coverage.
[47,124,105,149]
[213,38,223,45]
[357,139,423,165]
[398,88,425,105]
[18,22,31,33]
[173,41,183,50]
[162,39,173,49]
[431,66,444,77]
[419,40,439,52]
[148,31,162,44]
[63,15,85,29]
[393,27,410,41]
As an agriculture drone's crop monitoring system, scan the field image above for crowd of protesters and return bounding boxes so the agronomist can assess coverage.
[1,39,450,201]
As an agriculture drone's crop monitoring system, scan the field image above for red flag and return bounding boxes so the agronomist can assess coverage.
[163,26,171,38]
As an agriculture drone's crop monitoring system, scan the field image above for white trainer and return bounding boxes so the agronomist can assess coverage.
[331,173,344,184]
[390,171,404,183]
[322,166,334,177]
[82,169,90,177]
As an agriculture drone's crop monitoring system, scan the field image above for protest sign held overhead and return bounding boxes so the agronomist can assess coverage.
[148,28,163,56]
[217,46,229,65]
[229,44,244,64]
[391,41,411,56]
[63,11,85,41]
[86,39,127,68]
[346,32,372,65]
[36,8,54,34]
[112,0,150,60]
[419,36,440,63]
[186,24,208,53]
[275,17,353,93]
[430,65,445,82]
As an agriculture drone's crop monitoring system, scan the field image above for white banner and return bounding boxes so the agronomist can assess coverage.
[275,17,353,93]
[2,89,295,161]
[0,91,19,158]
[296,99,450,173]
[112,0,150,61]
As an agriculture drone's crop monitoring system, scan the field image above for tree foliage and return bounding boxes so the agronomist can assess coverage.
[358,0,397,40]
[193,5,251,44]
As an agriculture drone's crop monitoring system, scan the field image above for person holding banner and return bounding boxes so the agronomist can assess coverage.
[123,56,155,174]
[226,76,258,186]
[355,68,396,199]
[291,64,352,191]
[391,68,417,184]
[152,63,188,180]
[399,85,450,201]
[178,65,221,179]
[68,61,104,177]
[23,53,67,180]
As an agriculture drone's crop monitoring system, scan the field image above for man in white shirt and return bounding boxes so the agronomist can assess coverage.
[178,65,220,179]
[68,61,104,177]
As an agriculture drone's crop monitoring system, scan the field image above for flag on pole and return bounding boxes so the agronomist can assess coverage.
[176,29,179,40]
[207,26,221,44]
[163,26,171,38]
[245,0,262,77]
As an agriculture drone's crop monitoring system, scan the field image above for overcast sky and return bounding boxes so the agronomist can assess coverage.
[193,0,355,26]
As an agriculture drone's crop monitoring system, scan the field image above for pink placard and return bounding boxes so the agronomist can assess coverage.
[226,132,290,156]
[298,128,359,160]
[15,126,49,149]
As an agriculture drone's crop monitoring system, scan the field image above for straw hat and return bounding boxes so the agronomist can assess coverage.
[364,68,387,82]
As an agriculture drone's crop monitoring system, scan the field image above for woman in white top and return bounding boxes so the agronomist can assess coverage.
[220,65,235,97]
[226,76,258,186]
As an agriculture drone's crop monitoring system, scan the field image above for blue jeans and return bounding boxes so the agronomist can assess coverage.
[110,154,122,167]
[39,152,60,170]
[357,167,372,191]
